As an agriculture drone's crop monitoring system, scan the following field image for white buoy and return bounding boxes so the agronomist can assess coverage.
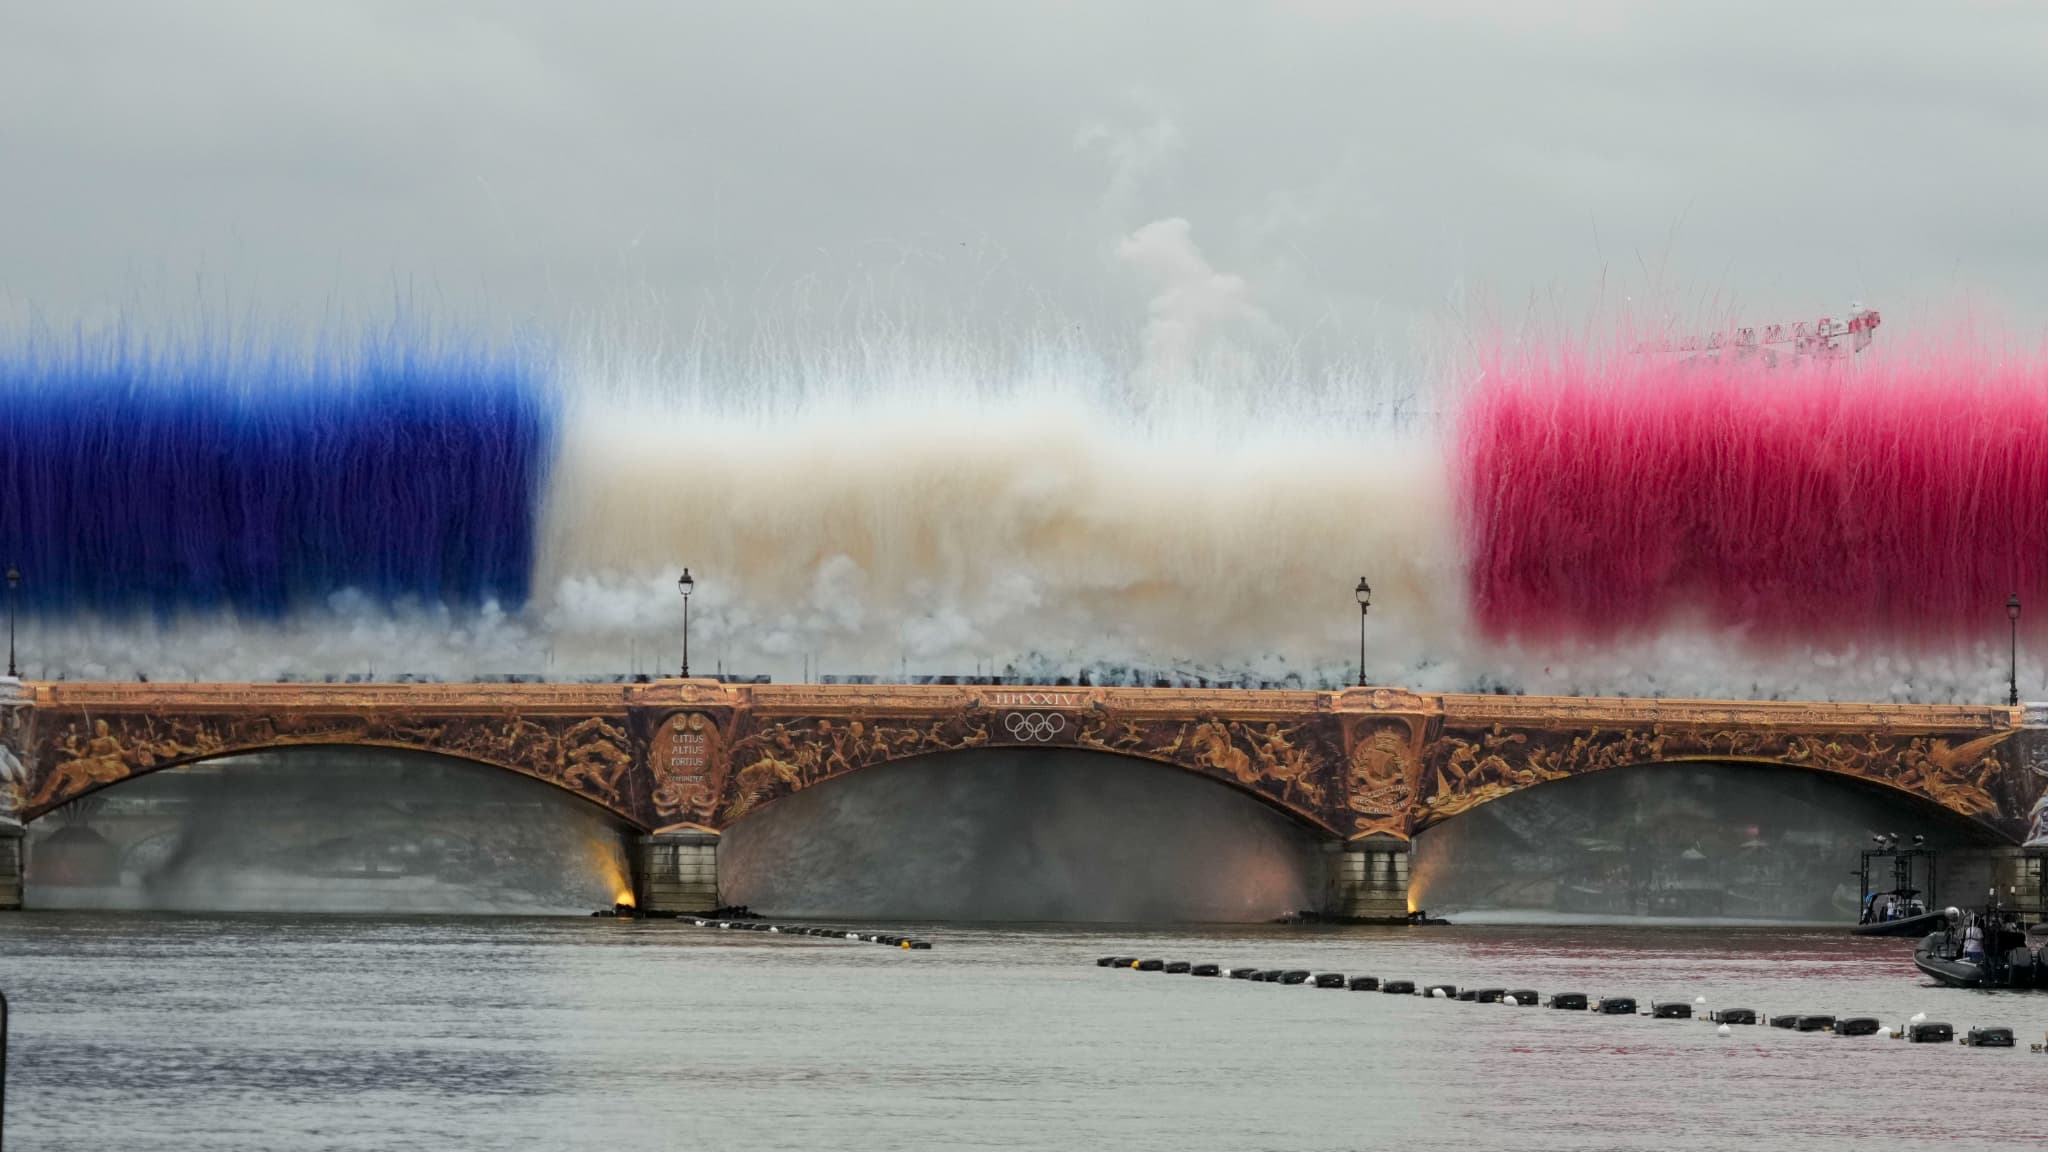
[1695,996,1707,1005]
[1910,1012,1927,1025]
[1503,996,1521,1007]
[1717,1024,1732,1037]
[1430,988,1445,998]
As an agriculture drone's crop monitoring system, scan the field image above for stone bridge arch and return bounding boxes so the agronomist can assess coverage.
[643,688,1372,839]
[1424,751,2019,841]
[17,684,650,829]
[1414,697,2037,844]
[750,739,1345,835]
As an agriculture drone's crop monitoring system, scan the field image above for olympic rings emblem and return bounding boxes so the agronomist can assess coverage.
[1003,711,1067,742]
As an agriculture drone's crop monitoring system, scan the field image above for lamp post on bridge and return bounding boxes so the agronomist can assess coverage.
[6,562,18,678]
[678,568,694,679]
[1354,576,1372,688]
[2007,593,2021,708]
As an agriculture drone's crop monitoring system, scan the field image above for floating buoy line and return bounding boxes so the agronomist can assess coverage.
[590,904,933,950]
[1093,956,2042,1050]
[694,918,933,949]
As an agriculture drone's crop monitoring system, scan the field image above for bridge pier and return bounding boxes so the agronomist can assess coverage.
[636,829,720,914]
[1325,834,1411,922]
[0,820,21,910]
[1939,845,2047,920]
[2011,851,2045,919]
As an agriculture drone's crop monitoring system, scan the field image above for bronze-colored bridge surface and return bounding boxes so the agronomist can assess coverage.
[4,680,2045,845]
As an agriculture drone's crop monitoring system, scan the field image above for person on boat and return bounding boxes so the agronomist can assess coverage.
[1963,919,1985,962]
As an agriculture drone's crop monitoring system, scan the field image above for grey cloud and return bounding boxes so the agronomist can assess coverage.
[3,1,2045,350]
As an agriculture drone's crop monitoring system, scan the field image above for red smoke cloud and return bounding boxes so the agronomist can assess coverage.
[1460,344,2048,646]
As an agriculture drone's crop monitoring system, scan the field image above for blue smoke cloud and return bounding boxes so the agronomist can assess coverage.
[0,326,557,618]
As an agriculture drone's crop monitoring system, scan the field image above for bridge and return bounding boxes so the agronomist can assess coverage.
[3,678,2045,916]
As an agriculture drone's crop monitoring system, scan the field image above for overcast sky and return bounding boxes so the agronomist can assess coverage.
[4,1,2045,358]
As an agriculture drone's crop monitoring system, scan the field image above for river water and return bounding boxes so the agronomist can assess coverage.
[2,914,2044,1151]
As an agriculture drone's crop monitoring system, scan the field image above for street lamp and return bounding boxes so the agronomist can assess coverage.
[678,568,694,679]
[2007,592,2021,707]
[1354,576,1372,688]
[5,563,18,679]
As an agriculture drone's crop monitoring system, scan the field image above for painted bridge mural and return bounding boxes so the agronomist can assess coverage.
[2,680,2046,845]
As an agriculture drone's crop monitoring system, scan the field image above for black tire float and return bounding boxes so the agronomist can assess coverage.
[1086,957,2022,1060]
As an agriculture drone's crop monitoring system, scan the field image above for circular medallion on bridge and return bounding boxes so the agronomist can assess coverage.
[1371,688,1395,710]
[1002,711,1067,743]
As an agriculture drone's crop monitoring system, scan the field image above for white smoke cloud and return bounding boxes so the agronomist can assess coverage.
[1116,216,1281,405]
[1073,103,1183,224]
